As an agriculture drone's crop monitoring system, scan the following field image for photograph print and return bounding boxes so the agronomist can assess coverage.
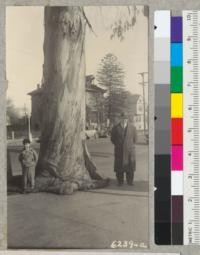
[6,5,149,249]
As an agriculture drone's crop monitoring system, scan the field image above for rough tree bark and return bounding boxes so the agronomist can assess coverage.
[35,7,109,194]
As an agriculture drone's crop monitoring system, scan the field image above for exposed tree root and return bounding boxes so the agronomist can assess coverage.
[35,176,109,195]
[82,140,105,180]
[35,141,110,195]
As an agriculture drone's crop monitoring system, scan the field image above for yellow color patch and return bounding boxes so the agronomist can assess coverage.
[171,93,183,118]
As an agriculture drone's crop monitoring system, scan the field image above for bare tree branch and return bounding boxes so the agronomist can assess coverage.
[82,8,97,37]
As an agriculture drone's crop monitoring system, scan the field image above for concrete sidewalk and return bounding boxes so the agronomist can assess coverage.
[8,191,148,249]
[8,138,148,249]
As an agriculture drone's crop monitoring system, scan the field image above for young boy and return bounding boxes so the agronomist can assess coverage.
[18,138,38,193]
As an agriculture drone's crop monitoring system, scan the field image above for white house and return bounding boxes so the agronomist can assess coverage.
[132,94,147,131]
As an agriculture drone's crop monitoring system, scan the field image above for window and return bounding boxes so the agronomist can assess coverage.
[138,105,143,112]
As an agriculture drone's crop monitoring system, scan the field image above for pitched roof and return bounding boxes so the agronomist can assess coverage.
[124,93,141,115]
[86,75,106,93]
[27,87,44,96]
[28,76,107,96]
[130,94,141,104]
[86,84,106,93]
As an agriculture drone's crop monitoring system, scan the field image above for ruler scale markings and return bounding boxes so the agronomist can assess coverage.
[183,10,200,245]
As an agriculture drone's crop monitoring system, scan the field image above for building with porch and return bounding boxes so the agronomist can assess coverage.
[28,75,107,132]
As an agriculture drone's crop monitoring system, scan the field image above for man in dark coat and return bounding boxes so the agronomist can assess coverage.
[111,113,136,186]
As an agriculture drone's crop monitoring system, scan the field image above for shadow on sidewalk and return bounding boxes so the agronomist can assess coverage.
[90,151,113,158]
[8,176,148,197]
[7,176,22,196]
[105,178,148,193]
[86,178,148,197]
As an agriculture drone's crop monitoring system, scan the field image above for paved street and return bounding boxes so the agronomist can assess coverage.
[88,138,148,180]
[8,138,148,249]
[87,138,148,194]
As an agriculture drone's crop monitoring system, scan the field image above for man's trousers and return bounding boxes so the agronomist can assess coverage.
[116,170,134,185]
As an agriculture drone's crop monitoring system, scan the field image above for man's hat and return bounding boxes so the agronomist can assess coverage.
[23,138,31,145]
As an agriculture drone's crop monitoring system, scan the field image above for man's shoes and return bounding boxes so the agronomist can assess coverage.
[118,182,123,186]
[127,183,134,186]
[21,189,28,194]
[30,187,38,193]
[28,187,38,193]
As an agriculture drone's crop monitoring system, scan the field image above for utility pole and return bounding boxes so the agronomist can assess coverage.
[138,72,148,134]
[24,104,32,142]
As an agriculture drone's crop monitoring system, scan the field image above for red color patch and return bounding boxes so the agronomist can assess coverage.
[171,118,183,145]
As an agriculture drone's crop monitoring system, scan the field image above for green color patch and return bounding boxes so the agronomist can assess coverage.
[171,67,183,93]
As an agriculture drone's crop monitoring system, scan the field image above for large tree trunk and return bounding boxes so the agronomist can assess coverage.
[36,7,108,194]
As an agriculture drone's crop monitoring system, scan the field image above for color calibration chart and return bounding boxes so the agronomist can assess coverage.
[154,10,200,245]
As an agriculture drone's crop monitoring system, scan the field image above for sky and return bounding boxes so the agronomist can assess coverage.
[6,6,148,112]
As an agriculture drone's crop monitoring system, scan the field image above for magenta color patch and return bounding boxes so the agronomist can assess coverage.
[171,145,183,170]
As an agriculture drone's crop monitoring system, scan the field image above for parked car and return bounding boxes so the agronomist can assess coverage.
[98,128,109,138]
[85,129,99,139]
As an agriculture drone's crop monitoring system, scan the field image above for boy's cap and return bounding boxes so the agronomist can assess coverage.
[23,138,31,145]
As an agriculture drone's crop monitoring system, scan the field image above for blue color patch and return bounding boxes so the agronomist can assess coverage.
[171,43,183,66]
